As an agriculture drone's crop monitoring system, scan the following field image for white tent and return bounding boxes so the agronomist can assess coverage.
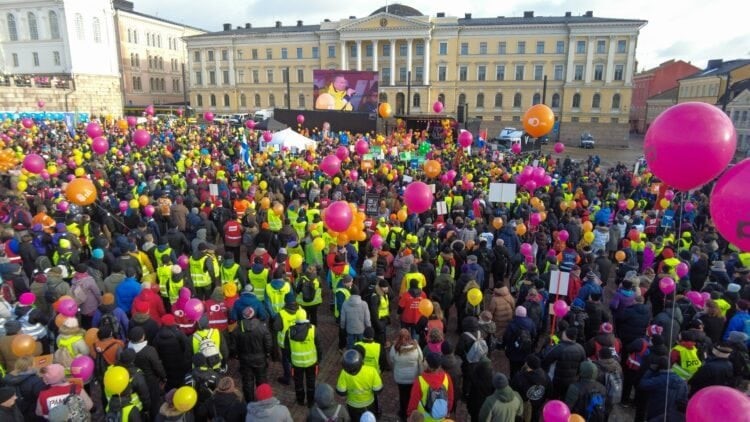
[265,128,316,153]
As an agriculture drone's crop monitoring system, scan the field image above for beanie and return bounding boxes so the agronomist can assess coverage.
[515,306,527,318]
[492,373,509,390]
[102,293,115,305]
[133,301,149,314]
[92,248,104,259]
[161,314,176,326]
[255,383,273,401]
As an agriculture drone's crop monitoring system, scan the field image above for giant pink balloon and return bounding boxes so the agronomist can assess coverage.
[204,112,214,122]
[324,201,353,232]
[58,298,78,317]
[296,114,305,124]
[552,300,569,318]
[92,136,109,155]
[144,105,155,116]
[458,130,473,148]
[132,129,150,148]
[127,116,137,127]
[86,122,103,138]
[432,101,444,113]
[710,159,750,252]
[371,234,384,249]
[542,400,570,422]
[262,131,272,142]
[21,118,34,129]
[520,243,533,257]
[511,143,522,154]
[320,155,341,177]
[355,139,369,155]
[675,262,689,278]
[644,102,736,191]
[529,213,542,226]
[687,386,750,422]
[335,146,349,161]
[554,142,565,154]
[23,154,45,174]
[184,298,204,321]
[558,230,569,242]
[245,119,255,129]
[403,182,434,214]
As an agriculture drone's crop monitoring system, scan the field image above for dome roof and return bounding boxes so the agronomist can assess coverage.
[370,4,423,17]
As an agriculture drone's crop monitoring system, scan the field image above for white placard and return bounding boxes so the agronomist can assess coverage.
[549,270,570,296]
[532,159,539,167]
[429,184,436,193]
[209,184,219,197]
[402,175,413,183]
[436,201,448,215]
[488,183,517,203]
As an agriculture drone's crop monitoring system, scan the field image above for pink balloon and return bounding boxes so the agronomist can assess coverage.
[355,139,369,155]
[262,131,273,142]
[659,277,676,295]
[524,180,538,192]
[432,101,444,113]
[687,386,750,422]
[700,292,711,304]
[684,201,695,212]
[204,112,214,122]
[348,170,358,181]
[403,182,434,214]
[554,142,565,154]
[644,102,736,191]
[511,143,522,154]
[21,118,34,129]
[133,129,151,148]
[542,400,570,422]
[92,136,109,155]
[57,201,69,212]
[618,199,628,210]
[458,130,473,148]
[335,146,349,161]
[144,105,155,116]
[710,159,750,252]
[558,230,569,242]
[532,167,546,182]
[143,205,155,217]
[445,170,457,181]
[184,298,204,321]
[176,108,184,117]
[70,355,95,381]
[177,255,189,270]
[664,190,675,201]
[552,300,569,318]
[58,298,78,317]
[37,100,45,109]
[86,122,103,138]
[119,200,129,213]
[520,243,533,257]
[23,154,45,174]
[127,116,137,127]
[245,120,256,129]
[685,291,704,308]
[440,174,449,184]
[542,175,552,186]
[320,155,341,177]
[675,262,689,278]
[296,114,305,124]
[529,213,542,226]
[371,234,384,249]
[324,201,353,232]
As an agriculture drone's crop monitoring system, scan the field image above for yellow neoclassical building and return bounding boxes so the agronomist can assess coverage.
[184,5,646,144]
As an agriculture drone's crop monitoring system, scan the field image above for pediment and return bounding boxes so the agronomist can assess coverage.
[338,13,430,32]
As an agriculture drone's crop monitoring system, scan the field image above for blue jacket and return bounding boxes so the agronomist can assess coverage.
[576,280,603,302]
[115,277,142,313]
[498,227,520,255]
[724,311,750,345]
[231,292,269,321]
[638,369,688,421]
[91,305,130,340]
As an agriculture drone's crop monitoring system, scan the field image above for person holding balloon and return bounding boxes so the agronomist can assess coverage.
[35,363,93,419]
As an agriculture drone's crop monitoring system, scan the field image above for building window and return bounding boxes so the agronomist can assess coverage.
[364,44,373,57]
[594,64,604,81]
[254,94,261,107]
[209,71,216,85]
[132,30,137,43]
[380,92,388,103]
[556,41,564,54]
[252,49,258,59]
[382,68,390,83]
[32,52,39,66]
[252,70,259,83]
[534,65,543,81]
[479,42,487,55]
[551,93,560,108]
[265,48,272,59]
[415,66,423,83]
[196,94,203,106]
[460,43,468,55]
[437,93,445,108]
[237,70,244,83]
[617,40,627,53]
[28,12,38,40]
[399,67,407,82]
[576,40,586,54]
[194,71,202,85]
[399,43,407,56]
[132,76,138,90]
[517,41,526,54]
[459,66,467,81]
[574,65,584,81]
[135,53,139,66]
[439,42,448,55]
[515,65,524,81]
[612,117,619,124]
[383,43,390,57]
[11,53,18,67]
[194,51,200,62]
[476,93,484,108]
[513,116,521,122]
[53,51,60,65]
[533,93,541,105]
[413,93,421,108]
[297,69,304,83]
[48,11,60,39]
[157,35,161,47]
[210,94,217,107]
[312,47,319,58]
[438,66,447,82]
[554,65,564,81]
[571,117,579,122]
[572,93,581,108]
[92,17,101,43]
[269,94,275,107]
[207,50,214,61]
[292,47,301,59]
[614,65,624,81]
[349,44,357,58]
[597,40,606,54]
[536,41,545,54]
[496,65,505,81]
[498,42,506,55]
[416,41,424,56]
[299,94,306,108]
[328,45,336,58]
[612,94,621,110]
[267,70,274,83]
[239,94,247,107]
[477,65,486,81]
[592,93,601,109]
[494,93,503,108]
[591,117,599,123]
[224,94,230,107]
[221,50,229,61]
[458,93,466,105]
[513,93,522,108]
[223,70,230,85]
[74,13,84,40]
[282,69,289,83]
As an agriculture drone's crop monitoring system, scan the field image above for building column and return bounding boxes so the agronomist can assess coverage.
[390,39,396,86]
[625,36,636,84]
[372,40,379,71]
[565,38,575,82]
[356,40,362,71]
[584,37,594,83]
[406,38,413,82]
[605,35,616,83]
[340,41,347,70]
[423,37,430,85]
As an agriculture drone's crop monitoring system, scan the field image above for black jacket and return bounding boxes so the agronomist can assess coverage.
[123,364,152,412]
[205,392,246,422]
[0,404,24,422]
[152,326,192,388]
[542,340,586,387]
[231,318,272,366]
[584,301,611,341]
[284,322,322,365]
[511,368,551,408]
[688,356,735,396]
[133,343,167,384]
[1,371,45,415]
[615,303,651,345]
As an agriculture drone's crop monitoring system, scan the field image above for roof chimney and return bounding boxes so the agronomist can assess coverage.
[222,23,231,31]
[324,18,330,22]
[245,23,251,29]
[436,12,445,18]
[565,11,572,17]
[349,16,356,19]
[523,11,534,18]
[275,21,281,28]
[464,13,472,19]
[706,59,723,70]
[297,20,303,27]
[584,11,593,17]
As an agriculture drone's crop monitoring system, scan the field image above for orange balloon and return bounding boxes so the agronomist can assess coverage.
[569,415,585,422]
[117,119,128,131]
[530,197,541,209]
[337,233,350,246]
[522,104,555,138]
[560,202,569,211]
[65,177,97,206]
[492,217,503,230]
[138,195,149,207]
[54,314,68,328]
[418,299,434,317]
[11,334,36,357]
[355,231,367,242]
[378,103,392,119]
[582,221,593,232]
[615,250,626,263]
[516,223,527,236]
[397,208,408,223]
[84,328,99,349]
[423,160,442,178]
[272,202,284,216]
[260,197,270,210]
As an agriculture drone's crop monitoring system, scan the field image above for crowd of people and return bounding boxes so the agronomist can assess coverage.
[0,112,747,422]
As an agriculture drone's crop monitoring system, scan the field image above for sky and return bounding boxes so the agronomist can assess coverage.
[139,0,750,71]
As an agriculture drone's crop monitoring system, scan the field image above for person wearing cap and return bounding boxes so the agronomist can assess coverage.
[200,286,228,331]
[638,355,688,421]
[184,354,219,420]
[398,280,427,339]
[102,263,125,296]
[542,327,586,399]
[354,327,382,374]
[401,264,426,296]
[247,256,270,302]
[115,268,143,315]
[55,317,89,369]
[152,238,176,270]
[130,299,160,343]
[153,314,192,391]
[2,356,45,417]
[688,342,735,396]
[191,315,227,371]
[189,241,219,301]
[614,295,652,350]
[585,322,622,360]
[90,324,124,376]
[340,286,371,350]
[328,253,357,290]
[231,283,268,322]
[406,351,454,421]
[35,363,93,418]
[220,251,246,290]
[155,256,177,310]
[222,215,244,263]
[52,237,78,280]
[336,349,383,422]
[284,315,321,406]
[510,354,550,422]
[723,299,750,345]
[92,293,129,341]
[295,264,322,325]
[245,383,293,422]
[231,304,272,401]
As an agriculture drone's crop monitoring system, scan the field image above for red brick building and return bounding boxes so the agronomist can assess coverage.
[630,59,700,133]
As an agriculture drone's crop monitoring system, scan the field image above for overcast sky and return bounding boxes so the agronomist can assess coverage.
[140,0,749,71]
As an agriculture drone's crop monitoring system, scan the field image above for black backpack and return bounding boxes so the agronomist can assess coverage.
[300,277,316,303]
[376,254,388,277]
[100,312,121,339]
[513,327,534,353]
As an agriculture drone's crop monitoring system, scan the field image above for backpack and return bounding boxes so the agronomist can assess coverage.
[44,282,62,304]
[583,389,607,422]
[36,255,53,272]
[71,282,88,305]
[626,349,650,371]
[376,254,388,277]
[196,329,221,367]
[465,301,481,318]
[49,384,91,422]
[464,332,489,363]
[0,281,15,304]
[603,371,623,405]
[300,277,316,303]
[315,404,342,422]
[105,404,137,422]
[513,326,534,353]
[100,312,121,339]
[94,342,119,381]
[422,376,449,419]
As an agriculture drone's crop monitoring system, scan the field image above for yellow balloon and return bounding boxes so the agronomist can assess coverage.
[333,177,340,185]
[74,167,85,177]
[47,164,58,175]
[129,199,139,209]
[16,181,27,192]
[74,156,83,166]
[626,199,635,210]
[104,366,129,395]
[18,174,28,182]
[173,386,198,412]
[289,254,303,269]
[660,198,670,208]
[467,288,483,306]
[259,180,268,190]
[583,231,595,244]
[312,237,326,252]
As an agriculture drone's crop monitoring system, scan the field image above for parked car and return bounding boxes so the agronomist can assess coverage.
[580,132,595,148]
[493,127,518,142]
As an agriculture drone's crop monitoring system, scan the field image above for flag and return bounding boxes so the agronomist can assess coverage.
[240,132,253,169]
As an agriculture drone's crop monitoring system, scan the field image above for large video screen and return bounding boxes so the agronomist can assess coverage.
[313,70,379,113]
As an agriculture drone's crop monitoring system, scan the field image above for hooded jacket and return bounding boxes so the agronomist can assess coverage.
[152,325,191,388]
[564,361,607,415]
[478,386,524,422]
[638,369,688,421]
[406,368,455,417]
[92,303,130,340]
[115,276,142,313]
[285,322,322,363]
[307,383,351,422]
[231,291,268,321]
[244,397,293,422]
[231,317,272,366]
[488,287,515,338]
[2,370,45,415]
[340,295,370,335]
[543,339,586,388]
[615,302,652,346]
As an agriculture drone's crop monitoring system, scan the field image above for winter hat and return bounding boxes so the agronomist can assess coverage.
[737,299,750,311]
[243,284,254,293]
[360,412,377,422]
[579,361,597,380]
[211,286,224,302]
[18,292,36,306]
[102,293,115,305]
[223,282,237,298]
[728,283,741,293]
[647,324,664,337]
[164,389,176,407]
[713,343,733,358]
[362,259,374,270]
[600,322,613,334]
[41,364,66,385]
[242,306,255,320]
[314,383,335,408]
[728,331,749,344]
[255,383,273,401]
[515,306,527,318]
[128,326,145,343]
[171,265,182,275]
[216,377,235,393]
[62,317,79,329]
[0,386,15,404]
[363,327,374,340]
[526,355,542,370]
[425,352,442,370]
[119,348,136,365]
[92,248,104,259]
[492,373,509,390]
[284,291,296,304]
[4,320,21,335]
[133,301,149,314]
[161,314,176,326]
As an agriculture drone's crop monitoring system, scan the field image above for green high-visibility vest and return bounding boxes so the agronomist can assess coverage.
[289,325,317,368]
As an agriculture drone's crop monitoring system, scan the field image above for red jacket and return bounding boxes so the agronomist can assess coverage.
[407,369,454,417]
[173,309,196,335]
[223,220,242,247]
[132,288,166,325]
[399,290,427,325]
[203,299,229,331]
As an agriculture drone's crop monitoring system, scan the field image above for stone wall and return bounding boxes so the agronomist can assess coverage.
[0,75,123,117]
